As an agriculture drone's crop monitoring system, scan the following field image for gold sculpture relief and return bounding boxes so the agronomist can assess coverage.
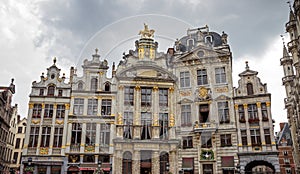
[42,103,45,109]
[40,147,49,155]
[153,86,159,92]
[153,114,159,126]
[29,103,34,109]
[169,86,174,93]
[266,101,271,107]
[118,85,124,90]
[138,23,155,38]
[135,85,141,91]
[169,114,175,127]
[53,104,57,109]
[99,71,104,76]
[243,104,248,109]
[256,102,261,108]
[234,104,239,110]
[31,119,40,124]
[55,119,64,125]
[117,112,123,125]
[70,155,78,163]
[65,103,70,110]
[199,87,208,99]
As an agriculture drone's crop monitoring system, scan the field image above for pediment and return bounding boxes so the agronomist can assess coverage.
[178,98,193,104]
[239,69,258,76]
[116,64,177,82]
[214,94,231,101]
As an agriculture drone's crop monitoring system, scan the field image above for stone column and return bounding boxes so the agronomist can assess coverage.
[152,151,160,174]
[114,151,123,174]
[152,86,160,139]
[133,151,140,174]
[95,123,100,153]
[23,103,34,155]
[65,122,72,153]
[80,123,86,153]
[235,104,242,151]
[169,87,175,139]
[134,86,141,139]
[257,102,266,151]
[170,150,176,174]
[244,104,252,151]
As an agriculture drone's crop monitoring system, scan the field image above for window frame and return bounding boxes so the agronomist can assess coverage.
[197,69,208,85]
[180,71,191,88]
[215,67,226,84]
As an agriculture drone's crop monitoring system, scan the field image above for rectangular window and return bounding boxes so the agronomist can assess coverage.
[32,104,42,118]
[141,88,152,107]
[264,129,271,145]
[86,123,96,145]
[203,164,213,174]
[197,69,208,85]
[199,104,209,123]
[100,124,110,146]
[13,152,18,163]
[39,89,44,96]
[15,138,20,148]
[44,104,54,118]
[58,89,63,97]
[183,136,193,149]
[159,89,168,107]
[17,127,22,133]
[284,158,290,164]
[29,127,39,147]
[182,158,194,172]
[215,67,226,84]
[180,71,190,88]
[241,130,247,146]
[181,105,191,126]
[248,104,258,120]
[123,112,133,139]
[71,123,82,145]
[201,132,212,148]
[221,134,232,147]
[141,112,152,140]
[53,127,63,147]
[250,129,261,146]
[238,105,245,122]
[40,127,51,147]
[101,99,112,116]
[124,87,134,106]
[56,104,65,118]
[73,98,84,115]
[87,99,98,115]
[261,103,268,121]
[159,113,168,139]
[218,102,230,123]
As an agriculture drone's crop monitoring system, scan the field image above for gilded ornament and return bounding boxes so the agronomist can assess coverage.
[169,114,175,127]
[243,104,248,109]
[117,112,123,125]
[29,103,34,109]
[40,147,49,155]
[65,103,70,110]
[138,23,155,38]
[31,119,40,124]
[169,86,174,93]
[135,85,141,91]
[153,86,159,91]
[234,104,239,110]
[199,87,208,99]
[266,102,271,107]
[256,102,261,108]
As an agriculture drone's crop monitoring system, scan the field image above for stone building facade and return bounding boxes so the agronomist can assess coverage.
[233,62,279,173]
[276,122,296,174]
[0,79,17,174]
[10,116,27,173]
[21,24,281,174]
[283,0,300,172]
[22,59,72,174]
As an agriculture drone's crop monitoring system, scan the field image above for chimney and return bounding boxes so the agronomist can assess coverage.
[280,122,285,131]
[70,67,75,83]
[17,115,20,122]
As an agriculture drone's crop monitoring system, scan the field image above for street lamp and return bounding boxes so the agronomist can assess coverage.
[235,164,240,174]
[166,162,169,173]
[98,161,102,174]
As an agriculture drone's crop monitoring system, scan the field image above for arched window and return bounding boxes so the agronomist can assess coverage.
[104,82,110,92]
[47,85,55,96]
[160,152,169,174]
[78,82,83,90]
[122,152,132,174]
[247,83,254,95]
[91,78,98,91]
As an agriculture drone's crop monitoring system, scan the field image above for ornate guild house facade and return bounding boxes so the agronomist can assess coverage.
[21,24,279,174]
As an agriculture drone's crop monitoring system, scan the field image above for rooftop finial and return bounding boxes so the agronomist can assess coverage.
[95,48,98,54]
[138,23,155,38]
[53,57,57,65]
[287,0,292,10]
[280,34,285,45]
[245,61,249,70]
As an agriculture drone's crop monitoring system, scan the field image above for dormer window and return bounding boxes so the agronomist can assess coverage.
[205,36,213,44]
[247,83,254,95]
[187,39,194,51]
[104,82,110,92]
[91,78,98,91]
[39,89,44,96]
[58,89,63,97]
[51,74,55,79]
[47,85,55,96]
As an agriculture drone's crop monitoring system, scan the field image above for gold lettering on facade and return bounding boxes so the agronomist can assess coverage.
[215,87,228,93]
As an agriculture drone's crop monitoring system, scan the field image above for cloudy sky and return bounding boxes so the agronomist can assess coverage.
[0,0,289,131]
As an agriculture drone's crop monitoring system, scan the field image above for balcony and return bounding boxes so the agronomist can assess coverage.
[286,20,296,31]
[287,39,298,52]
[70,144,80,152]
[194,122,217,132]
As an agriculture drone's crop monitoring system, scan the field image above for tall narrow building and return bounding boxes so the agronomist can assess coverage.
[283,1,300,171]
[233,62,279,173]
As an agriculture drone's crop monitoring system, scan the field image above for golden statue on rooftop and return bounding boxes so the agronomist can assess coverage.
[139,23,155,38]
